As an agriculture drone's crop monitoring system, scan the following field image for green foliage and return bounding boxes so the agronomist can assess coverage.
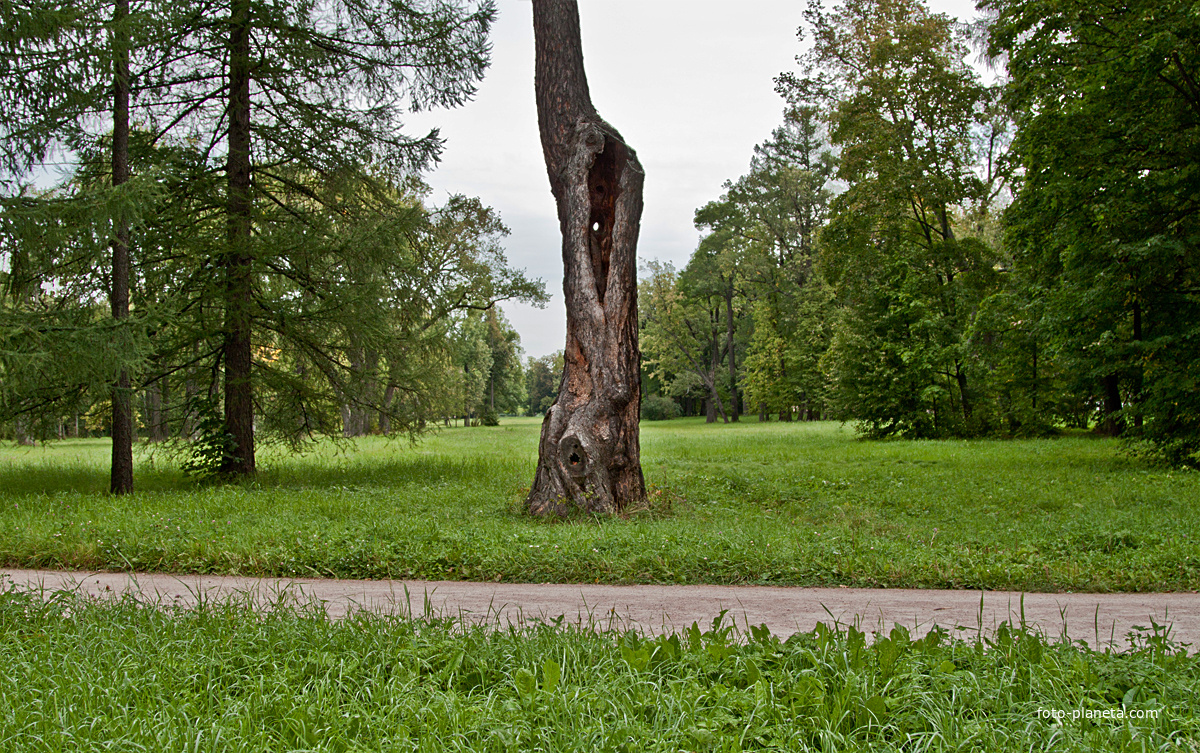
[524,351,562,416]
[986,0,1200,465]
[178,398,235,480]
[483,307,526,416]
[639,394,681,421]
[450,310,494,422]
[778,0,1006,438]
[1,587,1196,751]
[2,419,1198,592]
[0,0,542,477]
[716,105,838,419]
[2,140,544,448]
[640,259,735,422]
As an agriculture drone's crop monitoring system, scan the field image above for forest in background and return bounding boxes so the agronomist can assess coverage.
[640,0,1200,468]
[2,0,1198,475]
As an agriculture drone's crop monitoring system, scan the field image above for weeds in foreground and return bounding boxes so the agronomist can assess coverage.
[0,584,1195,752]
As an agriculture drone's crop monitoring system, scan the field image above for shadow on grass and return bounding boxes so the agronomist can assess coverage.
[0,447,530,498]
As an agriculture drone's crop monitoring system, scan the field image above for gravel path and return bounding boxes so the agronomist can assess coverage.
[4,568,1197,650]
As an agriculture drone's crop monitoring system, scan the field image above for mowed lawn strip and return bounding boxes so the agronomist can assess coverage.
[1,418,1197,591]
[0,587,1195,752]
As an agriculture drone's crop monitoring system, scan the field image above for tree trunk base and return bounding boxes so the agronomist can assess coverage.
[527,381,644,516]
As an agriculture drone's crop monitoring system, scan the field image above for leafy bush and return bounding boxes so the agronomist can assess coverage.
[179,400,235,480]
[640,394,681,421]
[480,407,499,426]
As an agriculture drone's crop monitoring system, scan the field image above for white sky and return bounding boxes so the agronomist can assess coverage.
[407,0,983,358]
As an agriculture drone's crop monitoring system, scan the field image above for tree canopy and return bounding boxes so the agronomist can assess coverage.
[1,0,549,480]
[635,0,1198,465]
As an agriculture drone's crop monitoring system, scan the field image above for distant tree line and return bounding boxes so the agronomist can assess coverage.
[640,0,1200,465]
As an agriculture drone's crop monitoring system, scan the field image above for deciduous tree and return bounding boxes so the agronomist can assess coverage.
[784,0,1001,437]
[987,0,1200,462]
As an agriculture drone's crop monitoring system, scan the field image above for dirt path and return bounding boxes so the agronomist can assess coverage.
[4,568,1197,650]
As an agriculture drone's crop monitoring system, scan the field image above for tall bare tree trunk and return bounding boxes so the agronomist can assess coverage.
[380,383,397,434]
[110,0,134,494]
[710,323,728,424]
[220,0,255,475]
[725,280,738,422]
[527,0,645,515]
[15,416,34,446]
[144,379,168,442]
[955,361,972,422]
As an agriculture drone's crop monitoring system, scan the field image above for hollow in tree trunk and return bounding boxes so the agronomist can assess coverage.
[526,0,645,515]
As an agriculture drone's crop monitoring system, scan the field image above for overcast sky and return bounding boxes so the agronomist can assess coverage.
[406,0,983,358]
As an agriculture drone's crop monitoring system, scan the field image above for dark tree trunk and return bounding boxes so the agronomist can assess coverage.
[527,0,645,515]
[725,281,738,422]
[145,379,168,442]
[220,0,255,475]
[707,336,728,423]
[183,350,199,439]
[955,361,972,421]
[110,0,134,494]
[1132,300,1143,430]
[160,377,171,438]
[341,347,374,437]
[380,383,397,434]
[1101,372,1123,437]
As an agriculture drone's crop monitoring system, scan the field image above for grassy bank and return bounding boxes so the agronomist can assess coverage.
[0,586,1194,752]
[1,418,1198,591]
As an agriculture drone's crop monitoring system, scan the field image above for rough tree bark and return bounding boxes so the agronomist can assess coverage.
[109,0,134,494]
[220,0,256,475]
[527,0,645,515]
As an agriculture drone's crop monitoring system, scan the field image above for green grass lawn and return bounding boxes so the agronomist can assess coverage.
[0,586,1194,752]
[1,418,1198,591]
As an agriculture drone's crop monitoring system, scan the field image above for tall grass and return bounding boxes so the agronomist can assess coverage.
[0,585,1195,752]
[2,419,1198,591]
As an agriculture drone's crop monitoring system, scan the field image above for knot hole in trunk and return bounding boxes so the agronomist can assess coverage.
[559,435,588,480]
